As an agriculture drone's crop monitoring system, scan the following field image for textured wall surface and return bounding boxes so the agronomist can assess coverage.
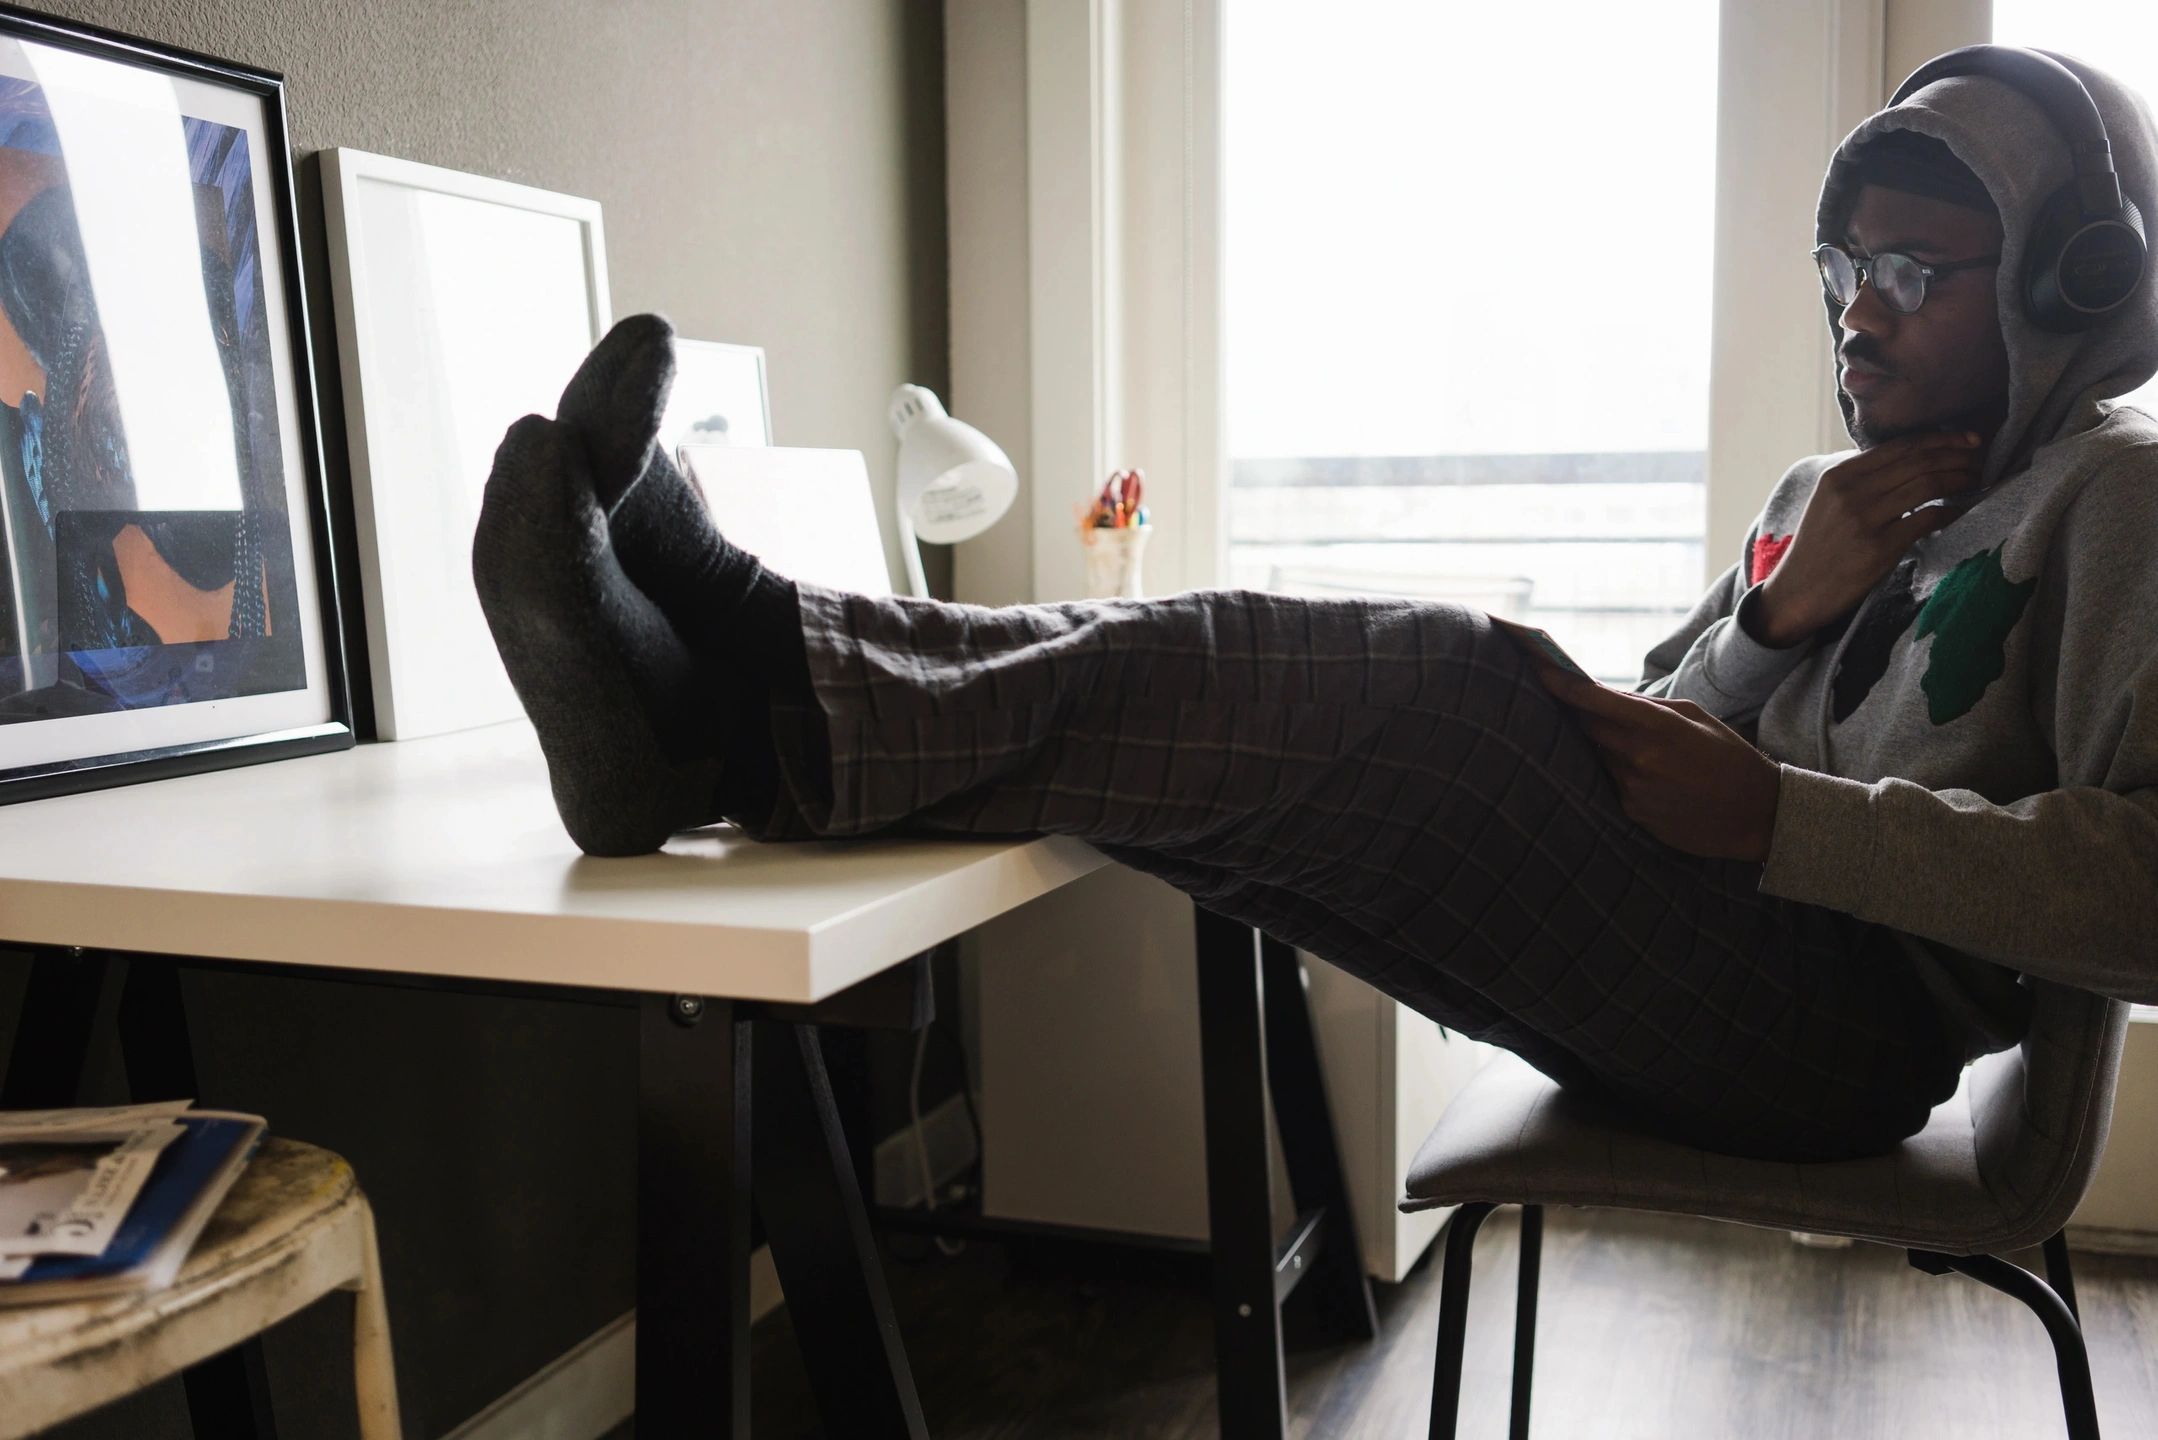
[3,3,947,1437]
[30,0,949,598]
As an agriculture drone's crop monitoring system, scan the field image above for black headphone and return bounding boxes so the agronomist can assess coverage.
[1889,44,2148,333]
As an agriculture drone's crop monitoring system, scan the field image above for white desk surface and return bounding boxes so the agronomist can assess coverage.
[0,722,1107,1004]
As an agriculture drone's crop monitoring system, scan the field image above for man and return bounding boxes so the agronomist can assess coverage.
[471,49,2158,1163]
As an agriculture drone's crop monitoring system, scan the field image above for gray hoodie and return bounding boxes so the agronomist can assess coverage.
[1640,54,2158,1059]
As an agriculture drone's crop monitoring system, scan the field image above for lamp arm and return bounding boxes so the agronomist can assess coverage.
[897,510,932,601]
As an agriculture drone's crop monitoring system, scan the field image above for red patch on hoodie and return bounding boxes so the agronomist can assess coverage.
[1750,533,1793,585]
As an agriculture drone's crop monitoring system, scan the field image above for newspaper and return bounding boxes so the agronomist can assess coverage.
[0,1102,192,1260]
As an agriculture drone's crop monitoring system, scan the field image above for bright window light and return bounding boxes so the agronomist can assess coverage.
[1224,1,1719,682]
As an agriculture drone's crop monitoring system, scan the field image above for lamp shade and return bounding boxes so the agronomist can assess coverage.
[888,384,1019,545]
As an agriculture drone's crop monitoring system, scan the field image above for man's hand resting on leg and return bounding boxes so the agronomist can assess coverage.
[1531,663,1782,863]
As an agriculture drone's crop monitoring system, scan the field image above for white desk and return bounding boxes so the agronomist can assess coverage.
[0,721,1107,1001]
[0,721,1373,1440]
[0,721,1108,1438]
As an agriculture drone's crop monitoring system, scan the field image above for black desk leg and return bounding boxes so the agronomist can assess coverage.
[115,957,284,1439]
[1194,908,1291,1440]
[753,1021,929,1440]
[638,994,753,1438]
[1,946,106,1108]
[1258,933,1378,1343]
[118,957,202,1100]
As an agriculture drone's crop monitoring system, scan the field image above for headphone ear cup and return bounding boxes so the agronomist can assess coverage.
[2024,182,2149,332]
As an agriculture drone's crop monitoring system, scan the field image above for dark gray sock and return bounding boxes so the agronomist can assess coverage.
[552,315,819,822]
[471,412,726,856]
[555,314,810,690]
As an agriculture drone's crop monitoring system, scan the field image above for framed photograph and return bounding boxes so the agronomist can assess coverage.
[0,6,353,804]
[659,339,771,463]
[322,148,610,740]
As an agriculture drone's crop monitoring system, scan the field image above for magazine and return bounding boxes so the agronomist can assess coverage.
[1488,614,1596,682]
[0,1102,192,1259]
[0,1105,265,1305]
[0,1121,184,1258]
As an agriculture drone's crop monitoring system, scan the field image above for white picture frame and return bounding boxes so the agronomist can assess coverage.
[679,446,889,597]
[321,148,611,740]
[659,339,772,461]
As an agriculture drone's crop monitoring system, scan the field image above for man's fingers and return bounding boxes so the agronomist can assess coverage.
[1574,713,1638,761]
[1540,674,1644,720]
[1858,455,1975,502]
[1866,463,1982,524]
[1645,695,1712,725]
[1522,656,1575,692]
[1831,430,1979,483]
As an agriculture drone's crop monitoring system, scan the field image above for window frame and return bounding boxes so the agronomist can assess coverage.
[1011,0,1929,602]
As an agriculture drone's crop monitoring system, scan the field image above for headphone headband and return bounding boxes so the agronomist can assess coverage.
[1881,44,2146,330]
[1889,45,2112,158]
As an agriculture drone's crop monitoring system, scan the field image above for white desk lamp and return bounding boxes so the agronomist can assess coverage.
[888,384,1018,600]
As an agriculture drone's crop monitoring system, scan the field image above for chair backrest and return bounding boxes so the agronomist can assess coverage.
[680,444,893,596]
[1968,981,2132,1252]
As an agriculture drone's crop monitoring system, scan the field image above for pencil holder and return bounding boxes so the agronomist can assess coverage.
[1082,523,1152,599]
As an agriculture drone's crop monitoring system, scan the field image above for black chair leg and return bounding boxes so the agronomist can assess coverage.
[1911,1244,2100,1440]
[1511,1204,1542,1440]
[2043,1229,2082,1324]
[1429,1202,1494,1440]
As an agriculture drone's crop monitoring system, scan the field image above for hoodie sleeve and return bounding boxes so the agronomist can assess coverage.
[1759,446,2158,1004]
[1635,479,1816,720]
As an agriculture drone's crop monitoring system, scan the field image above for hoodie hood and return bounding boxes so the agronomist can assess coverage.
[1817,53,2158,487]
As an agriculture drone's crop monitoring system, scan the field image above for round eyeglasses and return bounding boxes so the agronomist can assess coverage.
[1813,242,2001,315]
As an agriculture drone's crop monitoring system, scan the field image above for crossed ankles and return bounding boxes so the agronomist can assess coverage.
[471,313,806,855]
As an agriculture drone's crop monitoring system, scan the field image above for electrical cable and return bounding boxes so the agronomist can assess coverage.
[908,1020,966,1256]
[905,939,974,1256]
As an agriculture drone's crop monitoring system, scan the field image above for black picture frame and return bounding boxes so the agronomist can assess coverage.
[0,2,353,805]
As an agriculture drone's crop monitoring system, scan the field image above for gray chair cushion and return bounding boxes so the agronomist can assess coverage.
[1403,983,2129,1256]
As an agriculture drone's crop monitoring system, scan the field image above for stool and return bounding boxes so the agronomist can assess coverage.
[0,1137,400,1439]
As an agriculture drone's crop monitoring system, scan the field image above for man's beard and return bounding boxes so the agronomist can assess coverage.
[1843,389,2009,449]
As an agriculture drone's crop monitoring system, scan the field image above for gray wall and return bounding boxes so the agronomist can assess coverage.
[0,2,950,1436]
[28,0,953,603]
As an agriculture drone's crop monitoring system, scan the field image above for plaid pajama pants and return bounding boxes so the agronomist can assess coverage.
[750,583,1963,1162]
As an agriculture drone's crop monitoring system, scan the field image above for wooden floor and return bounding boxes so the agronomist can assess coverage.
[619,1207,2158,1438]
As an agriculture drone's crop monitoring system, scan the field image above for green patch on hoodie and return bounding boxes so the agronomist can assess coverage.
[1913,545,2037,725]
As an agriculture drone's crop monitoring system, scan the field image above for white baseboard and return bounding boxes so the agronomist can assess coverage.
[448,1095,977,1440]
[2066,1224,2158,1258]
[442,1309,635,1440]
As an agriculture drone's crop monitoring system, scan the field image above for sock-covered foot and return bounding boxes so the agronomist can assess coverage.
[553,314,810,693]
[471,412,725,856]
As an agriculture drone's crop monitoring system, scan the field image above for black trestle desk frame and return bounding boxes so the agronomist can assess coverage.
[3,899,1375,1439]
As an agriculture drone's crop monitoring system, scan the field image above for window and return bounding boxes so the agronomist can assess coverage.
[1991,2,2158,419]
[1222,1,1720,682]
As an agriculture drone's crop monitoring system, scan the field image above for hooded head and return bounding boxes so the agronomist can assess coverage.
[1817,49,2158,484]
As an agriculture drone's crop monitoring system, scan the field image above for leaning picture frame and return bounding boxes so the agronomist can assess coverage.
[658,339,773,461]
[0,4,353,803]
[321,148,610,741]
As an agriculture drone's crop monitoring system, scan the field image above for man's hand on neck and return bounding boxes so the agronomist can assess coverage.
[1750,430,1984,647]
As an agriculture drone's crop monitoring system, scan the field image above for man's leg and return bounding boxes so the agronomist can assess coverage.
[492,317,1958,1161]
[747,584,1959,1162]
